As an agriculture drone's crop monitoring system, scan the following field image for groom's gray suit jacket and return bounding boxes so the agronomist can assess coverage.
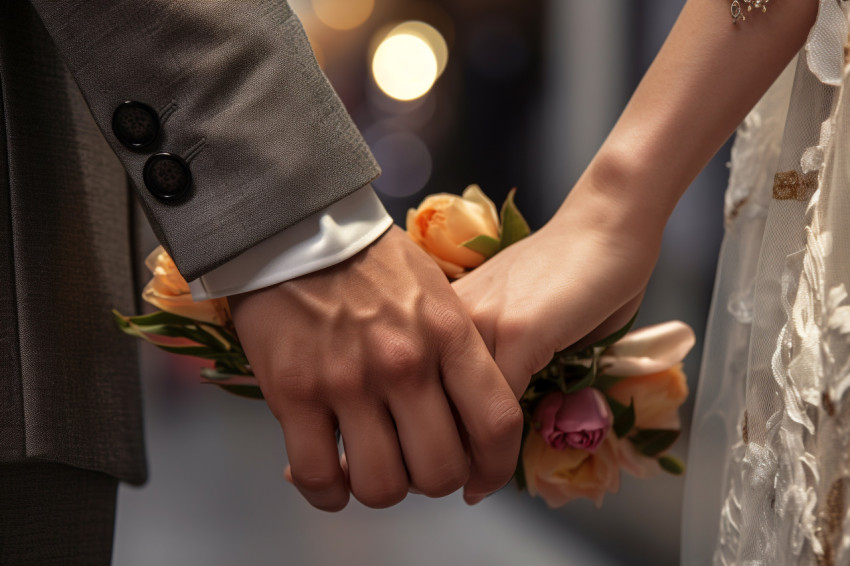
[0,0,380,484]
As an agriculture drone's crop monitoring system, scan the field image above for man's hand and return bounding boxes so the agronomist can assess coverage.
[228,226,523,511]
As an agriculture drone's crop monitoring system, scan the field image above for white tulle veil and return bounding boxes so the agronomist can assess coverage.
[681,2,850,564]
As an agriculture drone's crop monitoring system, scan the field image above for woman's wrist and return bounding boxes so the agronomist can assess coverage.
[551,144,676,247]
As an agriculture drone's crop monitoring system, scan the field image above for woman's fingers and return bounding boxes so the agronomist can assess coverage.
[570,291,646,350]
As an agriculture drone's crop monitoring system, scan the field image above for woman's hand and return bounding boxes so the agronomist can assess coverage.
[453,174,663,397]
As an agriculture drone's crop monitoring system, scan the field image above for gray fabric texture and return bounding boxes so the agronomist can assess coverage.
[0,462,118,565]
[28,0,381,281]
[0,0,380,485]
[0,0,145,484]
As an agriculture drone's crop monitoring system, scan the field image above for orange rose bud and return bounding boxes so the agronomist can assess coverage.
[406,185,500,278]
[142,246,231,327]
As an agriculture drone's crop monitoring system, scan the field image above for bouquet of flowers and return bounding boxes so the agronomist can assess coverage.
[114,185,692,508]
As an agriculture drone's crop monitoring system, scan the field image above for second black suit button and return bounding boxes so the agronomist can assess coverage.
[112,101,160,149]
[144,153,192,202]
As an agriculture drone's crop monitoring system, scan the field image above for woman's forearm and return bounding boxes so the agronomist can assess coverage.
[559,0,818,236]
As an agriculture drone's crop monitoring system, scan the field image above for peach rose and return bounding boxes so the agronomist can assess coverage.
[605,366,689,478]
[142,246,231,327]
[406,185,500,278]
[523,430,621,508]
[606,365,689,431]
[600,321,693,479]
[599,320,695,377]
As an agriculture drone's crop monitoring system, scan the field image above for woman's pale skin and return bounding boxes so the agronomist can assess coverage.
[455,0,819,503]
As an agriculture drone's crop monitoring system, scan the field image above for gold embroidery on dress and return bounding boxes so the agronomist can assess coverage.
[815,477,847,566]
[773,171,818,201]
[823,391,836,417]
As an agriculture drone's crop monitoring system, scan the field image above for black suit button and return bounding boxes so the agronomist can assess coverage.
[144,153,192,201]
[112,101,160,149]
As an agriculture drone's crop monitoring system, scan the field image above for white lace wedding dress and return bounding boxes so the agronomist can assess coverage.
[681,3,850,565]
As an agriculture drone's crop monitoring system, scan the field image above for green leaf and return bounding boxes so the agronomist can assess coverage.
[629,429,681,457]
[200,367,254,380]
[150,344,236,360]
[514,457,527,492]
[216,384,265,400]
[592,310,639,351]
[127,323,227,350]
[461,234,501,259]
[562,369,596,394]
[608,396,636,438]
[658,455,686,475]
[114,309,207,328]
[114,309,247,360]
[498,188,531,250]
[562,351,598,393]
[514,415,531,491]
[593,373,628,391]
[214,359,252,377]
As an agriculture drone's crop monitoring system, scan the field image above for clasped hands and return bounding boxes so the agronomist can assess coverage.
[228,178,661,512]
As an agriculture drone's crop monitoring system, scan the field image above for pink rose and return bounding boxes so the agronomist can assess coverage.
[523,432,621,508]
[533,389,612,453]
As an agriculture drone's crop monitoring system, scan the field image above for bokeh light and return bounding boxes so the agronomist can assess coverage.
[388,21,449,77]
[372,32,439,101]
[312,0,374,31]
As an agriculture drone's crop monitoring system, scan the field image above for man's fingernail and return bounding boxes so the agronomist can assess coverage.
[464,493,485,505]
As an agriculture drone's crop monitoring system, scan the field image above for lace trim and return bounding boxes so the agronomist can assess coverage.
[804,0,850,87]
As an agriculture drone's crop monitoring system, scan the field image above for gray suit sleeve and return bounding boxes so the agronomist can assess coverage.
[27,0,381,280]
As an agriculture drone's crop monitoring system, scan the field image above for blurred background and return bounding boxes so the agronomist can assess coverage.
[114,0,731,564]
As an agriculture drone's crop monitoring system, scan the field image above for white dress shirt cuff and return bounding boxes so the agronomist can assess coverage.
[188,185,393,300]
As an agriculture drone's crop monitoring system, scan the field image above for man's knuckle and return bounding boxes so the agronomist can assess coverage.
[283,375,322,402]
[354,479,408,509]
[432,306,471,341]
[325,363,366,398]
[417,463,468,498]
[376,335,426,376]
[292,470,339,494]
[483,398,524,443]
[314,496,348,513]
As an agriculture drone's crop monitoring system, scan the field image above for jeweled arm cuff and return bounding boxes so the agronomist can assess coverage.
[731,0,770,23]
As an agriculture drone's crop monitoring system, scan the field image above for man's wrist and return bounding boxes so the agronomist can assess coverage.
[189,185,393,300]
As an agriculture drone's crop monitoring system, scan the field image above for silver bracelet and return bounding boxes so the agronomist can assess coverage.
[731,0,770,23]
